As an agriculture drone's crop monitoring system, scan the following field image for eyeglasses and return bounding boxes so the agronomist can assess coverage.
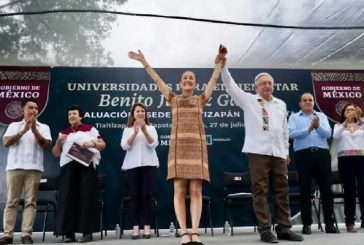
[345,108,355,112]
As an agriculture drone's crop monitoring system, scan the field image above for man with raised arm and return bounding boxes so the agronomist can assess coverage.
[219,51,303,243]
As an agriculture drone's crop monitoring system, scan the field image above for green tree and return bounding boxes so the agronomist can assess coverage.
[0,0,127,66]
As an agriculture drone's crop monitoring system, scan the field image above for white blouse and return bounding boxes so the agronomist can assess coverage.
[333,122,364,157]
[120,125,159,170]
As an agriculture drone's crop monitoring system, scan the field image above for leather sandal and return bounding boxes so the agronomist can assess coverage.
[180,233,191,245]
[190,233,203,245]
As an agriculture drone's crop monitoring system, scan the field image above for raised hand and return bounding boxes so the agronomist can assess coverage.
[215,44,227,66]
[128,50,146,63]
[219,44,228,58]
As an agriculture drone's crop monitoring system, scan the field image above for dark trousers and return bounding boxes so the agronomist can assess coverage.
[247,154,292,233]
[126,166,155,226]
[338,156,364,225]
[294,148,334,226]
[55,161,99,236]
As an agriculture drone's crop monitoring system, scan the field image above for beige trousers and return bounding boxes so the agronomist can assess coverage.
[3,170,42,238]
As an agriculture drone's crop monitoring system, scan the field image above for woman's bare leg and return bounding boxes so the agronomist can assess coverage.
[174,179,190,243]
[143,225,150,235]
[132,225,139,236]
[189,179,203,242]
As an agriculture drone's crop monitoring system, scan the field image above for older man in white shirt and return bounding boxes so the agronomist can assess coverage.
[219,49,302,243]
[1,99,52,245]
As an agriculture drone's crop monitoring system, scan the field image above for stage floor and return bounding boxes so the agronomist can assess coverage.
[10,224,364,245]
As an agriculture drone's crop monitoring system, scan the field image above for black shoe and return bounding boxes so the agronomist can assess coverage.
[260,231,279,243]
[302,225,312,235]
[64,234,75,243]
[77,234,92,243]
[277,230,304,241]
[21,236,33,244]
[0,237,13,245]
[325,224,340,234]
[142,234,151,239]
[131,234,139,240]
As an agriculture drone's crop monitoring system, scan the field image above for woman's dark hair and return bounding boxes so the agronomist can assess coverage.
[126,103,149,127]
[181,70,196,80]
[339,102,359,123]
[67,104,84,117]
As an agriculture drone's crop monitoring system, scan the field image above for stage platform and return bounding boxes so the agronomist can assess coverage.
[8,223,364,245]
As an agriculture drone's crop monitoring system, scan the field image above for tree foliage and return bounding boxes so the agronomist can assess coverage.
[0,0,127,66]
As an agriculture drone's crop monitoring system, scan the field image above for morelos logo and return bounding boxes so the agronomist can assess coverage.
[0,67,51,125]
[311,71,364,123]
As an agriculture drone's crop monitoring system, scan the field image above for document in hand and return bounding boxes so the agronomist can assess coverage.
[66,142,95,166]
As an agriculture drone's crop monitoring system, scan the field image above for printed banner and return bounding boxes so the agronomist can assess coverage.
[0,66,51,125]
[41,67,308,229]
[312,71,364,123]
[1,66,363,230]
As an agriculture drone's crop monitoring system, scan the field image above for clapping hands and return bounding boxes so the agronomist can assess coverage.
[133,119,146,134]
[309,116,319,132]
[23,115,36,133]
